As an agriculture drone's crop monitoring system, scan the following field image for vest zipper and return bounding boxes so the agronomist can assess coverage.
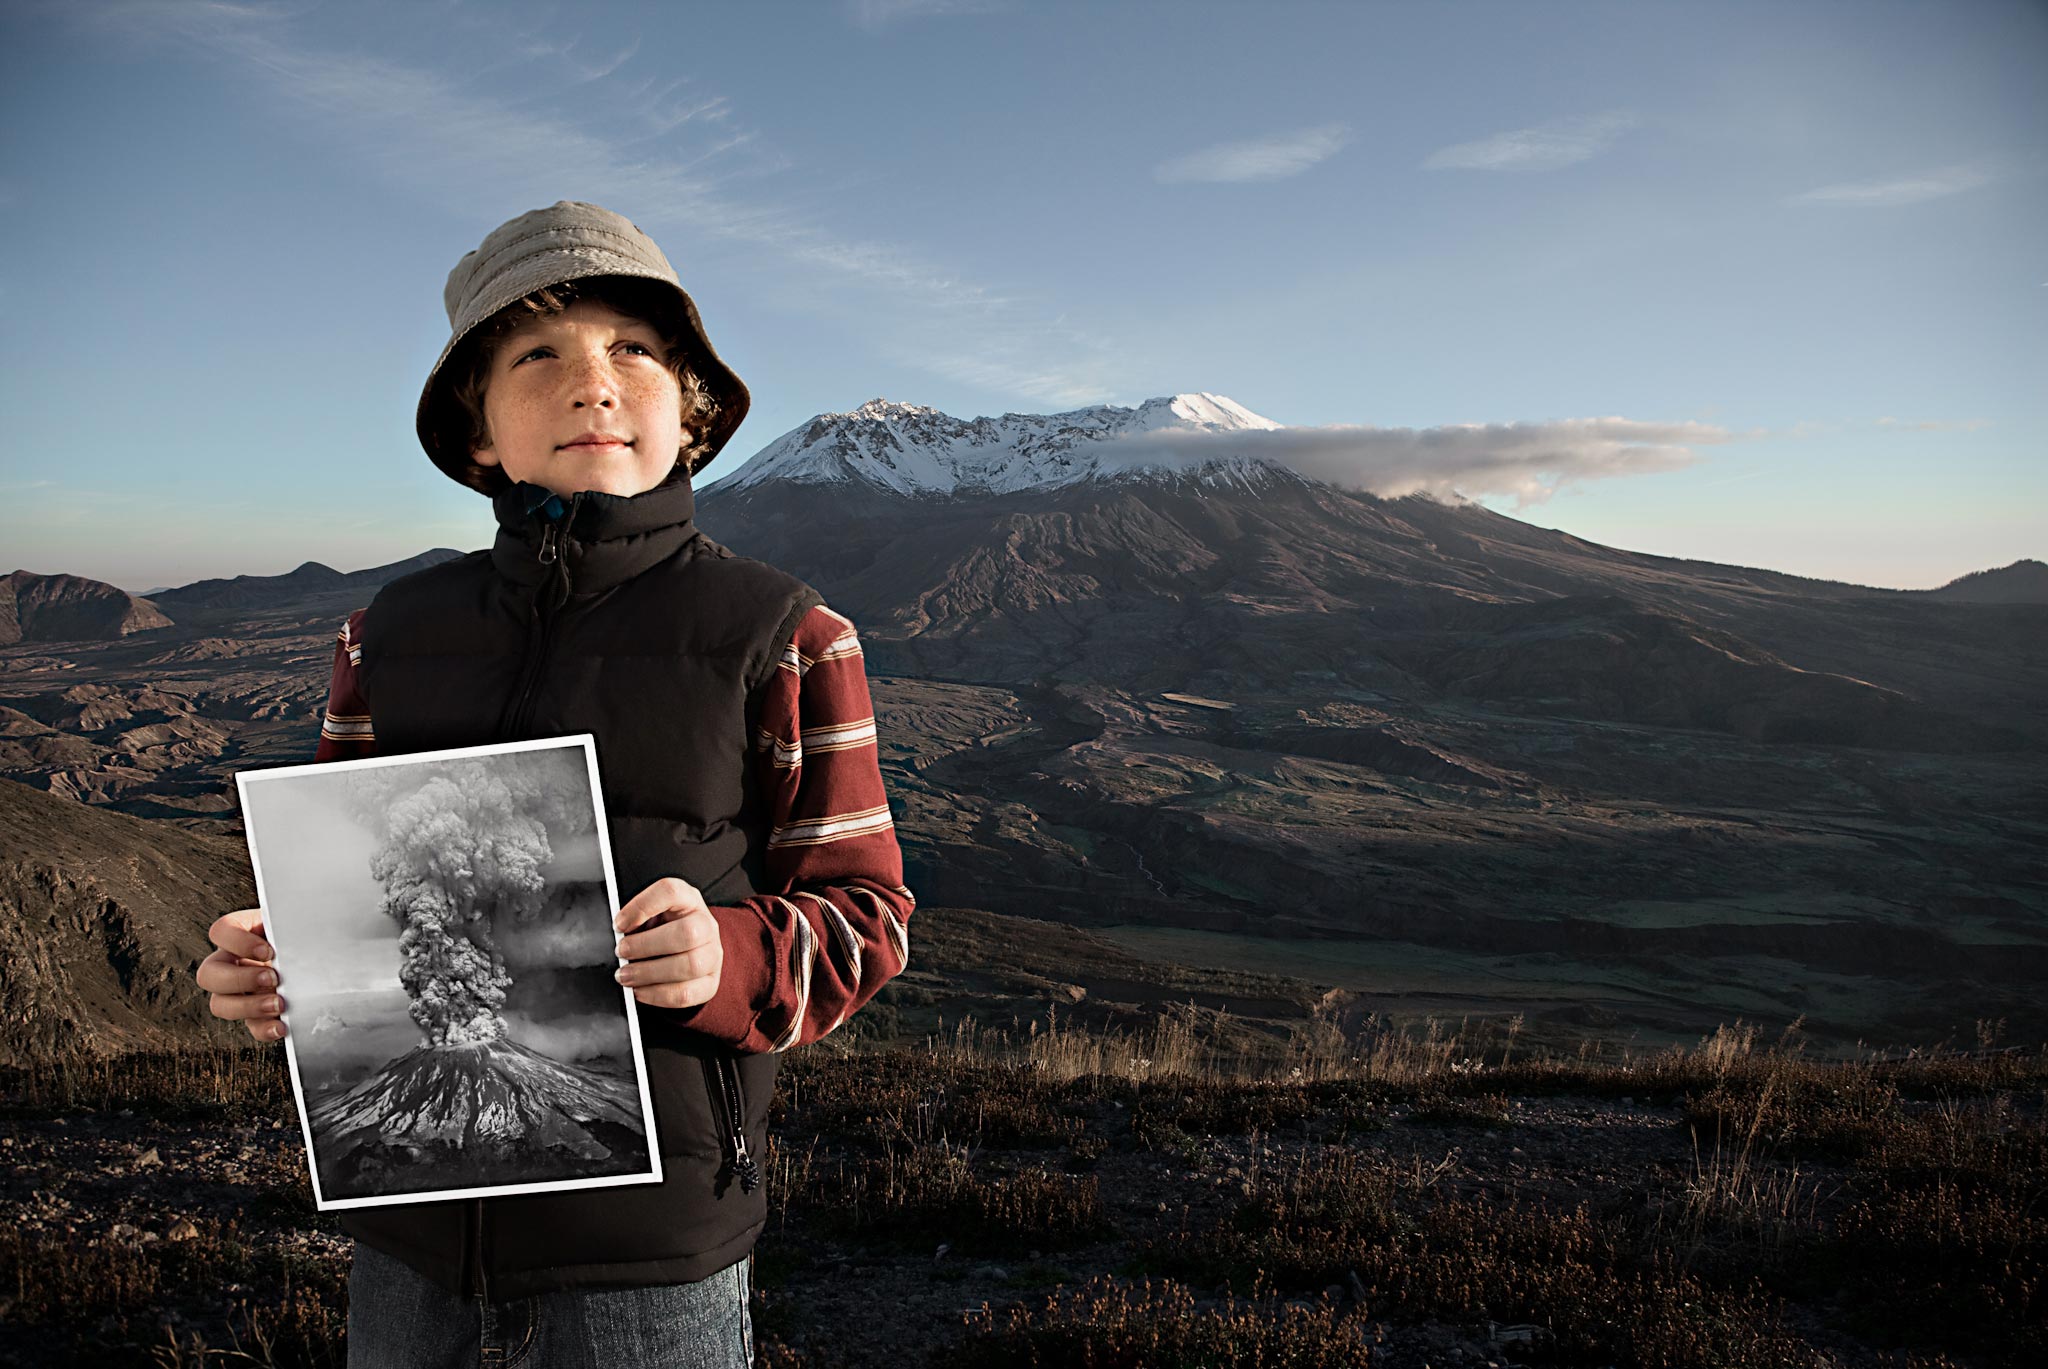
[477,505,574,1296]
[704,1053,760,1194]
[502,504,576,740]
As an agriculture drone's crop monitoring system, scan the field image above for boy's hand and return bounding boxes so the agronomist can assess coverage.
[614,877,723,1010]
[197,908,287,1042]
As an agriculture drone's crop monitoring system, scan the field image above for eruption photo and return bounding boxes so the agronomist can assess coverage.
[235,736,660,1210]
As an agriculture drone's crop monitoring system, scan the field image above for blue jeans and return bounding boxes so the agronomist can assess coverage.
[345,1239,754,1368]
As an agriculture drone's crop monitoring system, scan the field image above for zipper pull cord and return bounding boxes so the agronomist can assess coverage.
[732,1129,760,1194]
[538,496,578,607]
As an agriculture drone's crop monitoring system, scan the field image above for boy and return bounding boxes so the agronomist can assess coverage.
[195,200,917,1367]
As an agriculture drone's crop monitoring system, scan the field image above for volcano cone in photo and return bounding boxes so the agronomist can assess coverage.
[308,1034,645,1198]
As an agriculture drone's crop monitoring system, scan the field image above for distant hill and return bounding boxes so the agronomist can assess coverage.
[0,777,255,1064]
[1,570,173,645]
[1923,559,2048,604]
[148,549,466,613]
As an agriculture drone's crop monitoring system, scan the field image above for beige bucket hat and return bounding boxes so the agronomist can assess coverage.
[416,200,750,492]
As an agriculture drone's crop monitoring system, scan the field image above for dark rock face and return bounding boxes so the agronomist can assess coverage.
[694,479,2042,757]
[0,778,254,1064]
[0,570,173,645]
[689,476,2048,1051]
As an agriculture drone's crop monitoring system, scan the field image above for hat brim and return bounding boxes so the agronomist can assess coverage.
[416,258,749,492]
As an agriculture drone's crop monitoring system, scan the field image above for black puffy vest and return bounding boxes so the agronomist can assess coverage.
[340,475,823,1301]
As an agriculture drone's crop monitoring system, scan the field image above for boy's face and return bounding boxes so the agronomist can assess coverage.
[471,299,688,499]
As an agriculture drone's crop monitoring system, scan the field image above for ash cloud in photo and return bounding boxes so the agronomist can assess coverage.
[236,736,661,1210]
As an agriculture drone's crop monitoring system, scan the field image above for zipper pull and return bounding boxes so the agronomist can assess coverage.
[538,521,560,566]
[718,1054,760,1193]
[732,1128,760,1194]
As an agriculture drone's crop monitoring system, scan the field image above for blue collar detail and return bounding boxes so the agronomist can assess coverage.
[516,482,570,523]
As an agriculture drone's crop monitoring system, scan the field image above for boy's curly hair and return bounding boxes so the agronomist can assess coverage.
[442,275,723,495]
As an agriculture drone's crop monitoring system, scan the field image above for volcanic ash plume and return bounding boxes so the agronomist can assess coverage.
[346,750,591,1046]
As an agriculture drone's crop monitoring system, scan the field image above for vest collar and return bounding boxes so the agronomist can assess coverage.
[489,476,700,592]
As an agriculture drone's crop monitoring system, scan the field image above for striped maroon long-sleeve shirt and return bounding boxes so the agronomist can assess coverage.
[314,602,915,1054]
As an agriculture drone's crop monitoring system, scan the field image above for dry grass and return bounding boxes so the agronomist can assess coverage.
[1667,1079,1835,1259]
[1,1043,292,1122]
[953,1272,1376,1367]
[0,1211,346,1369]
[1131,1140,1821,1369]
[3,1006,2042,1368]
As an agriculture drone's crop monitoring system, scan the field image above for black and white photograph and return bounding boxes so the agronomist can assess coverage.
[234,736,661,1210]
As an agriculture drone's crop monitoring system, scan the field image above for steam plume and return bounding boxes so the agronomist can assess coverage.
[344,748,593,1047]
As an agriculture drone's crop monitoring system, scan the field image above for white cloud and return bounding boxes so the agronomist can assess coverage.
[1788,161,1995,207]
[1154,124,1351,184]
[1095,415,1732,508]
[1423,110,1641,173]
[81,1,1118,407]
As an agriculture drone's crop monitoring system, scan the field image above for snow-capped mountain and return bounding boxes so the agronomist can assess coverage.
[703,392,1302,497]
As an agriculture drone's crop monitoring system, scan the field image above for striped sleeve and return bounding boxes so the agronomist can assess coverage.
[313,608,376,762]
[666,602,917,1053]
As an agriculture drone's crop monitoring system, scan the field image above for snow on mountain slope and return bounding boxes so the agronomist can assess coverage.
[703,392,1304,497]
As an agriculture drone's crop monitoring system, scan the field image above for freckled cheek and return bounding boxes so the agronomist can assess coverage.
[628,374,682,403]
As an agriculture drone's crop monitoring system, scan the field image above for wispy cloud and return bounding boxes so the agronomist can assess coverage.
[1423,110,1640,173]
[541,33,641,83]
[889,338,1121,407]
[1096,416,1730,508]
[845,0,1008,29]
[1788,161,1996,207]
[1876,415,1993,432]
[1154,124,1350,184]
[83,1,1118,407]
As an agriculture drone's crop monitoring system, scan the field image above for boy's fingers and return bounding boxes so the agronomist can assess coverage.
[615,941,719,987]
[196,948,281,996]
[614,876,704,934]
[628,972,720,1011]
[208,908,274,961]
[616,907,717,961]
[209,988,285,1021]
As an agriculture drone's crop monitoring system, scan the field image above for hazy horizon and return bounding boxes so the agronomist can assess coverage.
[2,0,2042,592]
[8,483,2036,601]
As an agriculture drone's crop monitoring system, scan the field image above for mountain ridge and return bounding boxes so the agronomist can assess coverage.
[148,548,466,613]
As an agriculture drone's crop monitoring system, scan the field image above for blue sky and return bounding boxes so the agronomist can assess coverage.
[2,0,2042,592]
